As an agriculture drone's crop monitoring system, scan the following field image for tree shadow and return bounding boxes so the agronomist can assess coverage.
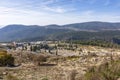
[40,63,57,66]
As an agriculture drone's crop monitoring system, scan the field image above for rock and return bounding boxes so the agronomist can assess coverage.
[3,72,7,75]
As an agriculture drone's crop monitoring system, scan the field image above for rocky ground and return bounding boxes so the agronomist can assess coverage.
[0,45,120,80]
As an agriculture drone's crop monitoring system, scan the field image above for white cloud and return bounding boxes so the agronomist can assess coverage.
[0,6,120,26]
[43,6,66,13]
[81,10,94,16]
[0,0,119,26]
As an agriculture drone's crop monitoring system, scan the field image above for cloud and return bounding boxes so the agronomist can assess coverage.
[81,10,94,16]
[43,6,66,13]
[43,5,75,13]
[0,7,25,15]
[0,0,119,26]
[0,0,74,13]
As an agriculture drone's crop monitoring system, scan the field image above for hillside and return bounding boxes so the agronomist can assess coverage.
[0,25,70,42]
[63,21,120,31]
[0,21,120,42]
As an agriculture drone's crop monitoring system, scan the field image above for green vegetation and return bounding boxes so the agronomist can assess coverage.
[42,77,49,80]
[0,49,14,66]
[71,40,120,48]
[2,23,120,42]
[30,44,56,52]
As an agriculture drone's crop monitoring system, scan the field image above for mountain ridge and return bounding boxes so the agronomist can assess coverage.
[1,21,120,42]
[3,21,120,30]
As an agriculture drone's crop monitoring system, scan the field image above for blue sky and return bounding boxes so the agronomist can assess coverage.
[0,0,120,25]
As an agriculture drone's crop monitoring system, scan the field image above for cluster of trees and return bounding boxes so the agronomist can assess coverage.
[30,44,57,52]
[71,40,120,48]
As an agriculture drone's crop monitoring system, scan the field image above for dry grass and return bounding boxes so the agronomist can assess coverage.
[82,60,120,80]
[0,45,120,80]
[5,74,19,80]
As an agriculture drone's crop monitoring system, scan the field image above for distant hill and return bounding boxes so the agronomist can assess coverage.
[0,25,70,42]
[0,21,120,42]
[63,21,120,31]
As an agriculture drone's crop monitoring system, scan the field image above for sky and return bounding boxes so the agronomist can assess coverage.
[0,0,120,26]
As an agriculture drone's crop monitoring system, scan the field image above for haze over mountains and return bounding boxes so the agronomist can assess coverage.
[1,21,120,42]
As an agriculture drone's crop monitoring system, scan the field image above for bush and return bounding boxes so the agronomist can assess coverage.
[6,74,19,80]
[32,54,48,66]
[42,77,48,80]
[0,50,14,66]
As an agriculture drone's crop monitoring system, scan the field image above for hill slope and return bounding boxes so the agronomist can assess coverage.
[63,21,120,31]
[0,25,70,42]
[0,21,120,42]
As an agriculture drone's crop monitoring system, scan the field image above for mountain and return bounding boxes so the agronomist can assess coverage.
[0,21,120,42]
[0,25,71,42]
[63,21,120,31]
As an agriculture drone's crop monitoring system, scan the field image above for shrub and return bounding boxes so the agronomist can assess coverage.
[32,54,48,66]
[6,74,19,80]
[0,50,14,66]
[42,77,48,80]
